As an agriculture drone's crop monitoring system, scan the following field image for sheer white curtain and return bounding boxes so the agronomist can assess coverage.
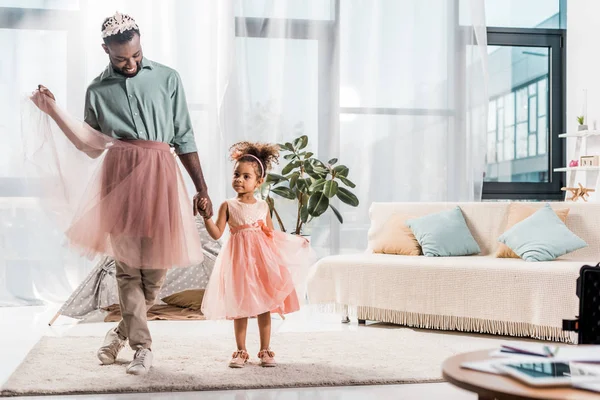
[0,0,488,306]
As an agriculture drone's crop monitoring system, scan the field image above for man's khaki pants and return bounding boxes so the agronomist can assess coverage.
[114,260,167,350]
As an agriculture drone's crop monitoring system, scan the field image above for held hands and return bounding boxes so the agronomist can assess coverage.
[194,192,213,219]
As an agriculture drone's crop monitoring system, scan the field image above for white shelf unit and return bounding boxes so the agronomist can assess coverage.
[554,166,600,172]
[559,130,600,138]
[556,131,600,200]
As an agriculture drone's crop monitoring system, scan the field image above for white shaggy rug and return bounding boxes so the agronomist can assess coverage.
[1,326,523,396]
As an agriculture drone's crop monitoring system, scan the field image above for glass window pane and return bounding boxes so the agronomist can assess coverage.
[528,82,537,95]
[538,117,547,155]
[488,101,497,131]
[0,29,68,179]
[504,92,514,126]
[0,0,78,9]
[505,127,515,161]
[234,0,332,20]
[485,45,549,183]
[517,88,528,123]
[484,0,563,29]
[516,123,528,159]
[528,134,537,157]
[529,96,537,132]
[339,114,450,253]
[538,78,548,116]
[487,132,497,162]
[341,1,451,108]
[235,37,318,145]
[498,109,505,136]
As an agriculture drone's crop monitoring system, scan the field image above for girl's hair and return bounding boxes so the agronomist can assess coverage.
[229,141,280,178]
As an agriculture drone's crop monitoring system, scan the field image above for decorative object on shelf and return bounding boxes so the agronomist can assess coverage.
[569,160,579,167]
[259,134,360,236]
[577,115,589,131]
[580,155,600,167]
[561,183,596,202]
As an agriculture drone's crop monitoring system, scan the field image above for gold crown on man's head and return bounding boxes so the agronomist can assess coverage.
[102,11,139,38]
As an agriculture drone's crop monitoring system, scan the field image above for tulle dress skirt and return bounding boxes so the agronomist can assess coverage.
[22,91,203,269]
[66,140,204,269]
[201,221,315,319]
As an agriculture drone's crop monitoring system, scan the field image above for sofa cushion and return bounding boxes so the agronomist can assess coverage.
[370,213,421,256]
[498,205,587,262]
[497,203,569,259]
[406,206,480,257]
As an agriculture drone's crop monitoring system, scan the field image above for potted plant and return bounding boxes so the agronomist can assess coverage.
[577,115,588,131]
[259,135,359,237]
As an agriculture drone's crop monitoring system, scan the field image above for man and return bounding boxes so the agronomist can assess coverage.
[38,12,213,375]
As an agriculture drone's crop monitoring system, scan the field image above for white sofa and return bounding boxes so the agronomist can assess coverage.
[307,202,600,343]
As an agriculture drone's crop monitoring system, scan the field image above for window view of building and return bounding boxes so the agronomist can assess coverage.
[483,2,565,191]
[485,47,549,183]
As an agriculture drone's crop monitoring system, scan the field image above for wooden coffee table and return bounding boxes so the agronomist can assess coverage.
[442,349,600,400]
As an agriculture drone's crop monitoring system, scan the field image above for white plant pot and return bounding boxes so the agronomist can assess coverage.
[578,124,589,131]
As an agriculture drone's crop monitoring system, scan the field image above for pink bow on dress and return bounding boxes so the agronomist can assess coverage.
[257,220,273,238]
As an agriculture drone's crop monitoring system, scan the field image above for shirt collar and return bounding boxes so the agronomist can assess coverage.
[99,57,154,81]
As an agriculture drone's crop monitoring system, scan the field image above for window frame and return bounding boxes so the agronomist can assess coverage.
[482,27,566,200]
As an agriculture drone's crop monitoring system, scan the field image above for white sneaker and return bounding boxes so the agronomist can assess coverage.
[126,348,153,375]
[97,328,126,365]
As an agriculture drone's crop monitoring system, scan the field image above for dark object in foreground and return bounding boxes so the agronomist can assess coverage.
[563,263,600,344]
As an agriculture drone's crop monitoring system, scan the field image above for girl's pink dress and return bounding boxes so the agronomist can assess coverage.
[201,198,315,320]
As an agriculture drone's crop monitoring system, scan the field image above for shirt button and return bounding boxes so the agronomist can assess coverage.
[129,95,132,98]
[134,112,138,116]
[139,131,144,134]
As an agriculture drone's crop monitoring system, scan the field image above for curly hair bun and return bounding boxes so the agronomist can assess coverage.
[229,141,280,175]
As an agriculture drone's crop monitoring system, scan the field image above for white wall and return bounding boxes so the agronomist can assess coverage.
[566,0,600,201]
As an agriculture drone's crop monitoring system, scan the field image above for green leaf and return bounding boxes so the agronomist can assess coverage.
[271,187,296,200]
[328,158,338,165]
[336,187,359,207]
[308,191,329,217]
[285,142,294,151]
[322,180,339,198]
[284,153,297,160]
[314,159,328,168]
[302,193,310,205]
[297,178,312,192]
[299,135,308,150]
[333,165,349,177]
[329,204,344,224]
[289,172,300,190]
[300,205,309,223]
[293,135,308,150]
[266,173,287,184]
[313,166,329,175]
[304,152,314,159]
[281,160,300,175]
[277,143,289,151]
[310,178,327,191]
[337,176,356,188]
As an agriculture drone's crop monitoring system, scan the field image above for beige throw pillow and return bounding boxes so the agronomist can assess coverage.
[496,204,569,258]
[371,213,421,256]
[161,289,205,310]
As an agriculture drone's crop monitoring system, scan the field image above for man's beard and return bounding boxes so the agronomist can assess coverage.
[112,61,141,78]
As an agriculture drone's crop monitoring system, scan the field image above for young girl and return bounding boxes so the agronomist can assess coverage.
[199,141,314,368]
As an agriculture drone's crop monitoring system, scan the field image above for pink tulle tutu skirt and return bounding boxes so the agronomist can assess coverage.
[66,140,204,269]
[201,222,315,319]
[22,93,203,269]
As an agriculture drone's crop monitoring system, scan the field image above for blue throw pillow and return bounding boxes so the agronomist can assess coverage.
[406,207,481,257]
[498,204,587,262]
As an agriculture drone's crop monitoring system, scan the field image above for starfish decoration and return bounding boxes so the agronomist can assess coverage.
[561,183,595,202]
